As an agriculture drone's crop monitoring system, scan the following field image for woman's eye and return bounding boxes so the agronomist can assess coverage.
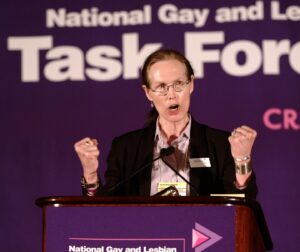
[158,84,166,90]
[175,81,183,86]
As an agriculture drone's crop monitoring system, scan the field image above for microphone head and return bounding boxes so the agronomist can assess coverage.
[160,146,175,157]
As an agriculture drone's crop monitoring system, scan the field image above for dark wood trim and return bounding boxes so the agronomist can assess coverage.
[36,195,253,207]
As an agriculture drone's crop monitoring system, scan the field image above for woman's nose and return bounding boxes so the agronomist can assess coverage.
[166,85,177,99]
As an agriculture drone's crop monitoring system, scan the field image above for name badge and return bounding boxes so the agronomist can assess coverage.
[189,157,211,168]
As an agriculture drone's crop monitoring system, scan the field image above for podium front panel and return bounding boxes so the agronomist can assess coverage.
[44,205,235,252]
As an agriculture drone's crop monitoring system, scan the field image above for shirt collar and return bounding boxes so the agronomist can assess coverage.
[154,115,191,147]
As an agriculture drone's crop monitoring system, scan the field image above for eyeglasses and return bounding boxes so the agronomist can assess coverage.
[149,80,190,96]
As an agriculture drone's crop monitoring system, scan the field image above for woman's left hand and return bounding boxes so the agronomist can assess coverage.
[228,125,257,160]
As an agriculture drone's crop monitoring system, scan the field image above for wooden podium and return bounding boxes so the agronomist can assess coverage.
[36,196,273,252]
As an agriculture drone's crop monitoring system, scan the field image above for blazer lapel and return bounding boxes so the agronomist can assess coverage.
[136,123,156,196]
[189,120,212,196]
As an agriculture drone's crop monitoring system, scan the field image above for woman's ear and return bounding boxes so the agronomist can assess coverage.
[142,85,153,102]
[189,75,195,94]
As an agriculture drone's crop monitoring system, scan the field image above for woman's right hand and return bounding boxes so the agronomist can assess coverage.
[74,137,100,183]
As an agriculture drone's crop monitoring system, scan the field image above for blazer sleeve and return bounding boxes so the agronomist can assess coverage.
[91,126,154,196]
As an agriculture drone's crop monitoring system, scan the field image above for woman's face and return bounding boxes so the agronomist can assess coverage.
[143,59,194,125]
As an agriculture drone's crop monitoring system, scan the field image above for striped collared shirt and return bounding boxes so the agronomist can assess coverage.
[150,116,191,196]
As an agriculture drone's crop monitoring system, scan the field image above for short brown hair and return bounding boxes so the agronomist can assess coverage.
[141,49,194,88]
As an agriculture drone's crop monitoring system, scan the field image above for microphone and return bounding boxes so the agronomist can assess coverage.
[160,146,175,157]
[161,151,199,196]
[105,146,175,194]
[152,185,179,196]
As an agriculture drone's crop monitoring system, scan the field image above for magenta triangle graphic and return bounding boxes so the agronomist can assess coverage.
[192,229,209,248]
[192,222,223,251]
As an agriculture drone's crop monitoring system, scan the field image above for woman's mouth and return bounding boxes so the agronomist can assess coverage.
[168,104,180,111]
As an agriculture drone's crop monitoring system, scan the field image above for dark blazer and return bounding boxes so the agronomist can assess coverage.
[98,118,257,198]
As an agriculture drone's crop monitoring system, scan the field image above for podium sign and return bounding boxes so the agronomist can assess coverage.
[36,197,273,252]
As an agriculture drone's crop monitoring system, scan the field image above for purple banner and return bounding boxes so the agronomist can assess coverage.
[45,206,234,252]
[1,0,300,251]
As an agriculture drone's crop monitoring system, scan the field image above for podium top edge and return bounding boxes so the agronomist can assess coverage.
[35,195,258,208]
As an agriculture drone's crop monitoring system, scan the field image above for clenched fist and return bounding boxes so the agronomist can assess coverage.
[228,125,257,160]
[74,137,100,183]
